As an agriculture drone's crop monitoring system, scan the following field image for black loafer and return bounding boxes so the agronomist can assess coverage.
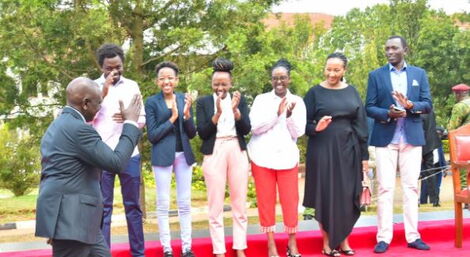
[374,241,389,253]
[407,239,430,250]
[182,249,195,257]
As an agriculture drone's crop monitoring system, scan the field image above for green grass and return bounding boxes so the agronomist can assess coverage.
[0,186,208,224]
[0,189,38,222]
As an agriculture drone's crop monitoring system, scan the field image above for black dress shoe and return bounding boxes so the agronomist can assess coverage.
[182,249,195,257]
[164,251,174,257]
[407,239,430,250]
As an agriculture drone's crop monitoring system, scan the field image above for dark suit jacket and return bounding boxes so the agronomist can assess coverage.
[196,94,251,155]
[145,92,196,166]
[366,64,432,147]
[35,107,141,244]
[422,110,441,155]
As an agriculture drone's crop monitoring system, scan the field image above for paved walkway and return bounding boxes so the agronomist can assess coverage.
[1,210,469,253]
[0,171,463,253]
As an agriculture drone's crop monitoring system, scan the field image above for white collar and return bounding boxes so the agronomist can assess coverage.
[64,106,86,123]
[269,89,292,99]
[212,92,232,102]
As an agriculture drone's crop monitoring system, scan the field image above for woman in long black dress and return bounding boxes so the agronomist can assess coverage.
[303,53,369,256]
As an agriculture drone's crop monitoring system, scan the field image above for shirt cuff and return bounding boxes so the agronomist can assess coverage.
[124,120,139,128]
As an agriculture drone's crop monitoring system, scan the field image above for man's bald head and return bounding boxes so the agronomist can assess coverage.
[66,77,102,122]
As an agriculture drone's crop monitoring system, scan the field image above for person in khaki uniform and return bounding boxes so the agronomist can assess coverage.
[448,84,470,130]
[447,83,470,191]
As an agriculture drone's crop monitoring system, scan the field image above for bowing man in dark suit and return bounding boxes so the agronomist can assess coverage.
[196,58,251,257]
[145,61,196,257]
[35,77,142,257]
[366,36,432,253]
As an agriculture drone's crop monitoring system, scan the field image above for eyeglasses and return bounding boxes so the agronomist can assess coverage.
[271,76,289,82]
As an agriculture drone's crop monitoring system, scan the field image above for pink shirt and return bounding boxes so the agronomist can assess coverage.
[92,75,145,157]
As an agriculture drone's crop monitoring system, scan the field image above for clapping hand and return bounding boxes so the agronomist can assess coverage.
[212,93,223,125]
[362,160,369,173]
[169,97,178,123]
[216,92,223,115]
[278,97,287,116]
[231,91,241,110]
[392,91,413,109]
[232,91,241,120]
[183,93,192,120]
[119,94,142,123]
[286,101,296,118]
[315,115,332,132]
[112,112,124,123]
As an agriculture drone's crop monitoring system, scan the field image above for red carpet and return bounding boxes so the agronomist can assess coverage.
[2,219,470,256]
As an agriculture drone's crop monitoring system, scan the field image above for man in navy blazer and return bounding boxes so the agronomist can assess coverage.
[366,36,432,253]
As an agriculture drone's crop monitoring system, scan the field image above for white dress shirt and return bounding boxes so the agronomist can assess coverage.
[213,93,237,138]
[247,90,306,170]
[93,75,145,157]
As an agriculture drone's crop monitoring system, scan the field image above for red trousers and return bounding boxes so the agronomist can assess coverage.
[251,162,299,233]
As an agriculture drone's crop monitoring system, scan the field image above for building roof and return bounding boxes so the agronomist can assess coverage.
[263,12,334,30]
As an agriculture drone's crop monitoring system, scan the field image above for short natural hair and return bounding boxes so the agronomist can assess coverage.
[96,43,125,67]
[155,61,179,76]
[387,35,408,49]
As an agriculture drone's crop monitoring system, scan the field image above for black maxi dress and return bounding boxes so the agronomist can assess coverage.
[303,85,369,249]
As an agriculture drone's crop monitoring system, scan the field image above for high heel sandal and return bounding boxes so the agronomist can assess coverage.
[286,246,302,257]
[321,249,340,257]
[339,248,355,256]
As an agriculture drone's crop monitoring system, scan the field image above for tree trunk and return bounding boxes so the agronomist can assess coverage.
[131,0,146,219]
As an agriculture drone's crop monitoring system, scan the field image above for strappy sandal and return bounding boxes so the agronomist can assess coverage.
[321,249,340,257]
[287,246,302,257]
[339,248,356,256]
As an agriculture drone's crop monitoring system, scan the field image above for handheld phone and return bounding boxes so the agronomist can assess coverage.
[393,106,405,112]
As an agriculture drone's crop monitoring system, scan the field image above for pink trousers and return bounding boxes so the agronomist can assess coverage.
[202,137,249,254]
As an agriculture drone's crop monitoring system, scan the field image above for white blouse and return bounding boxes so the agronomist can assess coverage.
[247,90,306,170]
[213,93,237,138]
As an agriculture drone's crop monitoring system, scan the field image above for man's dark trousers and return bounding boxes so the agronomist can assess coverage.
[101,155,144,257]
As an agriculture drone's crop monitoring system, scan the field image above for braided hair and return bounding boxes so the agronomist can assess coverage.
[212,58,234,77]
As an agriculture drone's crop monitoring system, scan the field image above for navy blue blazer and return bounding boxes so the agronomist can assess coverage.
[196,94,251,155]
[145,92,196,166]
[365,64,432,147]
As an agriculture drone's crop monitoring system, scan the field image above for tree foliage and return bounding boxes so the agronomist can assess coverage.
[0,125,40,196]
[0,0,469,195]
